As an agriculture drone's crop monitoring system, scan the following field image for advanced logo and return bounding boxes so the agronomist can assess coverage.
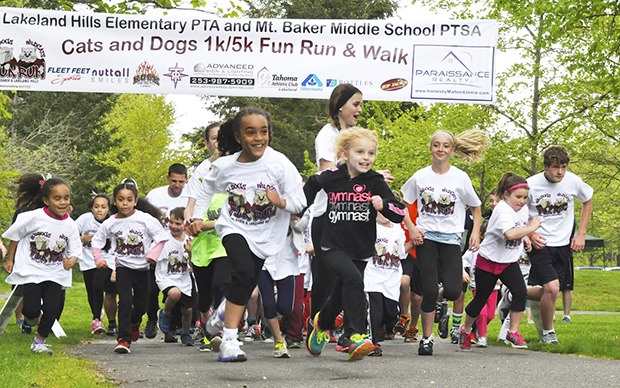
[0,38,46,82]
[133,60,159,86]
[164,62,188,89]
[301,74,322,91]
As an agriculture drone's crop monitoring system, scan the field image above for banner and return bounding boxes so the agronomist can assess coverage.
[0,7,497,103]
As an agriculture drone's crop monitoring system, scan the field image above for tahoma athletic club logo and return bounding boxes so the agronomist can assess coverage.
[133,60,160,86]
[0,38,46,82]
[164,62,187,88]
[256,67,298,91]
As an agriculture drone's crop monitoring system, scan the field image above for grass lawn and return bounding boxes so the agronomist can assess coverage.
[0,270,618,386]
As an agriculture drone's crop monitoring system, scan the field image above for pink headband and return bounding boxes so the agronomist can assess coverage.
[508,183,529,191]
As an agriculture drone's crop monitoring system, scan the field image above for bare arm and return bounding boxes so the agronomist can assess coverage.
[571,198,592,252]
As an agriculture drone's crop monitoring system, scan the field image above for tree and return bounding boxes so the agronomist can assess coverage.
[96,94,182,195]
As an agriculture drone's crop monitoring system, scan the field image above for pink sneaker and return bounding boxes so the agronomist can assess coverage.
[505,331,528,349]
[91,318,106,335]
[458,326,472,351]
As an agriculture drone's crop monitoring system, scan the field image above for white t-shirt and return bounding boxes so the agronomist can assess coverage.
[364,222,406,302]
[195,147,306,259]
[263,230,300,281]
[146,185,188,229]
[401,165,481,235]
[313,123,339,217]
[3,208,81,288]
[75,212,115,271]
[527,171,593,246]
[479,200,529,264]
[185,159,212,199]
[155,234,192,297]
[91,210,168,270]
[462,249,500,290]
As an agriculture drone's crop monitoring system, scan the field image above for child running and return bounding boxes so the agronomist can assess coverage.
[91,181,168,354]
[458,173,540,350]
[304,128,405,361]
[194,107,306,362]
[401,129,488,356]
[2,176,81,354]
[75,193,118,336]
[154,207,194,346]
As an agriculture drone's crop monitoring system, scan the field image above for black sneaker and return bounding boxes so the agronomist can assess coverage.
[21,321,32,335]
[335,334,351,352]
[434,300,448,323]
[106,323,118,337]
[438,314,449,339]
[145,320,157,339]
[164,331,178,343]
[418,336,434,356]
[181,333,193,346]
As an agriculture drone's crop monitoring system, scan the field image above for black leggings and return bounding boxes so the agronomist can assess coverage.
[465,262,527,317]
[193,258,233,313]
[22,281,63,338]
[416,239,463,313]
[317,249,367,337]
[116,267,150,342]
[82,268,114,319]
[222,234,264,306]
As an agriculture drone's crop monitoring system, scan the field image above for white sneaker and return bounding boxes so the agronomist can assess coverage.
[273,339,290,358]
[218,338,247,362]
[31,342,53,355]
[540,331,559,344]
[476,336,488,348]
[206,303,226,337]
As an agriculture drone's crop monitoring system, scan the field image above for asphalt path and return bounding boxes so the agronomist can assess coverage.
[72,333,619,387]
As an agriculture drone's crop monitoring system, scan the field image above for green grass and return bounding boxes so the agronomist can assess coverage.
[0,270,619,386]
[0,273,114,387]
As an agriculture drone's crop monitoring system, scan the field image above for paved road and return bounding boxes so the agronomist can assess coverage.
[72,333,618,387]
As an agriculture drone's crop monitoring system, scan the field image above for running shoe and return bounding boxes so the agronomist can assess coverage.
[210,335,222,352]
[459,326,472,351]
[131,323,141,342]
[404,325,418,343]
[540,331,559,344]
[334,311,344,329]
[438,313,449,339]
[91,318,106,335]
[335,335,351,352]
[505,331,527,349]
[21,321,32,335]
[114,339,131,354]
[418,336,434,356]
[164,331,178,343]
[30,342,53,355]
[206,303,226,337]
[273,339,291,358]
[181,333,193,346]
[106,322,118,337]
[218,338,247,362]
[243,323,262,342]
[477,336,488,348]
[393,314,411,336]
[306,312,330,356]
[347,333,373,361]
[145,319,157,339]
[561,315,572,323]
[434,300,448,323]
[450,328,459,344]
[367,343,383,357]
[158,309,171,333]
[285,337,302,349]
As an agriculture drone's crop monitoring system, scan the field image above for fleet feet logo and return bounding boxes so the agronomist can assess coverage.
[133,60,160,86]
[164,62,187,88]
[0,38,46,82]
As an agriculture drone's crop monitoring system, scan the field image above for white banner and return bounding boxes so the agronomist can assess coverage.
[0,7,497,103]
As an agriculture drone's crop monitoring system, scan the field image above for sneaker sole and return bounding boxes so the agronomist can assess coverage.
[218,354,247,362]
[274,351,291,358]
[348,341,374,361]
[114,346,130,354]
[505,340,528,349]
[92,328,106,335]
[210,337,222,352]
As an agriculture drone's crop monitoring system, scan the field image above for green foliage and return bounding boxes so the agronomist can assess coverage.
[301,149,317,177]
[96,94,182,195]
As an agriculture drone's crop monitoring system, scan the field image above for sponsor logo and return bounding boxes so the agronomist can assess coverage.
[301,74,322,91]
[164,62,188,88]
[133,60,159,87]
[193,62,254,77]
[381,78,408,91]
[325,79,374,88]
[256,67,298,91]
[411,45,494,101]
[90,67,131,84]
[0,38,46,83]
